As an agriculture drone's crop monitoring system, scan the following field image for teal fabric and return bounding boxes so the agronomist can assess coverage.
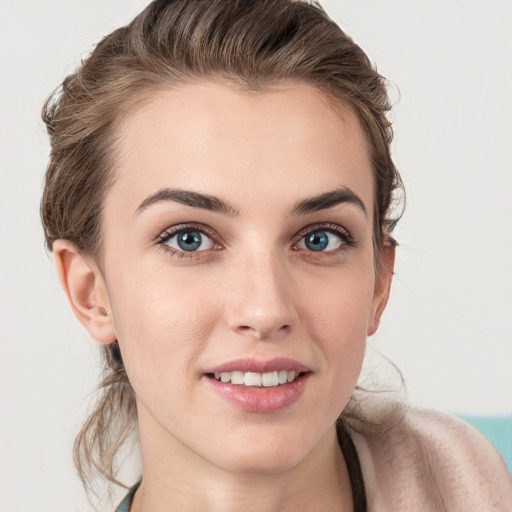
[115,481,141,512]
[456,414,512,475]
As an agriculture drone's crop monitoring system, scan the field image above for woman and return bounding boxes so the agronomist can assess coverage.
[40,0,512,510]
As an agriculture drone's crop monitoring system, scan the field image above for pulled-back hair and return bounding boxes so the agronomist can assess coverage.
[41,0,404,496]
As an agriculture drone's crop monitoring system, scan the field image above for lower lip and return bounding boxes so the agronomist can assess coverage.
[204,373,310,413]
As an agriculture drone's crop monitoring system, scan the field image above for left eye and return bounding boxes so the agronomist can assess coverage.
[297,230,344,252]
[164,230,215,252]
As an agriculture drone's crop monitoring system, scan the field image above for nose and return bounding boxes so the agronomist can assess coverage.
[224,249,298,341]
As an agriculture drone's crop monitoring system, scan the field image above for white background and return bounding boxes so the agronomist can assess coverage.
[1,1,511,510]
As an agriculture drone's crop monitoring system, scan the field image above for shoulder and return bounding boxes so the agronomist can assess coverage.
[350,406,512,511]
[405,408,512,510]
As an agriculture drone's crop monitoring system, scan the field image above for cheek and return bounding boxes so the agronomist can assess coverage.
[106,264,221,390]
[299,264,375,370]
[303,262,375,331]
[285,264,375,429]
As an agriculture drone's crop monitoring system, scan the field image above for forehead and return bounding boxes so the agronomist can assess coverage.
[109,81,374,217]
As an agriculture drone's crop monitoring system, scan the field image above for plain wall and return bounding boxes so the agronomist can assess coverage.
[1,1,511,510]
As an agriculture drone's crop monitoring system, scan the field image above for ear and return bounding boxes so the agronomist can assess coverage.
[53,239,116,345]
[367,242,395,336]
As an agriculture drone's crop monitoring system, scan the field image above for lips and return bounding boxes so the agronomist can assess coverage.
[204,357,311,375]
[203,358,311,413]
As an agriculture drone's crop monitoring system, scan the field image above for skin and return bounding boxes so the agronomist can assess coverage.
[54,82,394,511]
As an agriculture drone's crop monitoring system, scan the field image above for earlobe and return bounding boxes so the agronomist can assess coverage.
[53,240,116,345]
[367,243,396,336]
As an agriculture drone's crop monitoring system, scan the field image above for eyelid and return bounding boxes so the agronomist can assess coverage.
[155,223,223,258]
[294,222,354,243]
[292,222,356,257]
[155,223,218,243]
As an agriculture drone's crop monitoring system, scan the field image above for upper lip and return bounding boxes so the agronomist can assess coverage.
[203,357,311,375]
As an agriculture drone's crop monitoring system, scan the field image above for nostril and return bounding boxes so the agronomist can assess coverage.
[235,323,291,340]
[236,325,255,336]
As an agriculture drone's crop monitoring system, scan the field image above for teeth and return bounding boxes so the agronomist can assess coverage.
[211,370,301,387]
[244,372,261,386]
[231,371,244,385]
[262,371,278,387]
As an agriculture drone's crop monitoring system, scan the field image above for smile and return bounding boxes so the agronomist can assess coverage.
[210,370,300,387]
[203,358,311,413]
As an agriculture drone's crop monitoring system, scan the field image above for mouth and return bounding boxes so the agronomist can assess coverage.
[203,358,311,413]
[206,369,303,388]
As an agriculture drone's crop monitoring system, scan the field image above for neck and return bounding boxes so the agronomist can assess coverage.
[131,404,353,512]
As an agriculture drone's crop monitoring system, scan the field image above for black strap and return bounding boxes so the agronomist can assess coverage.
[337,423,368,512]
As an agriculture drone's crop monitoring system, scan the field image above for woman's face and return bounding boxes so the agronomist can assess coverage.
[97,82,392,474]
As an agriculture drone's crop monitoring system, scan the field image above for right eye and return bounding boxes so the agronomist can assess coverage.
[157,226,216,254]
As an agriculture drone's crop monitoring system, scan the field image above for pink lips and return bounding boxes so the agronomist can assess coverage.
[203,357,311,414]
[204,357,311,375]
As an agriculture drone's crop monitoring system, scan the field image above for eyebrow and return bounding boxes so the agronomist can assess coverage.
[289,187,367,217]
[134,186,367,218]
[135,188,241,217]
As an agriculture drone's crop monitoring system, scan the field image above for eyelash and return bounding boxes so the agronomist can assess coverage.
[155,223,220,259]
[295,223,356,255]
[155,222,355,259]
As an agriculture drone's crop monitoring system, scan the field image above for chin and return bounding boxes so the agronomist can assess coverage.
[207,427,320,476]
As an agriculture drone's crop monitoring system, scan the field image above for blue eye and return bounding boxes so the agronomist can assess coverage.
[298,229,347,252]
[164,229,214,252]
[305,231,329,251]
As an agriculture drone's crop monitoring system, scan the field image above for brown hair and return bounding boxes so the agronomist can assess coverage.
[41,0,404,496]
